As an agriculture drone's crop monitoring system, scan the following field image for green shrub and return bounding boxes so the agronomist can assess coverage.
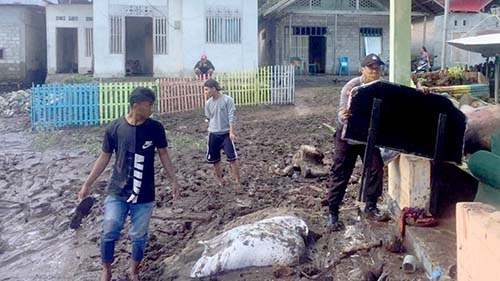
[447,66,464,80]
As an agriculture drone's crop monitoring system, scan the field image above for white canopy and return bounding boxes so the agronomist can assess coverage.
[447,33,500,57]
[447,33,500,104]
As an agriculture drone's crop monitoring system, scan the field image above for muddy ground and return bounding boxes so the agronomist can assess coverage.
[0,79,428,281]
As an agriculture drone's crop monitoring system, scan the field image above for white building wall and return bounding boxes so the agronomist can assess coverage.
[46,4,93,74]
[93,0,257,78]
[93,1,122,77]
[153,0,182,77]
[181,0,258,76]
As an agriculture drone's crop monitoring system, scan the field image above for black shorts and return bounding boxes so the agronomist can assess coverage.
[206,133,238,163]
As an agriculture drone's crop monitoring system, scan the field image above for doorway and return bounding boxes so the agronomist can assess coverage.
[125,17,153,76]
[56,28,78,73]
[309,36,326,74]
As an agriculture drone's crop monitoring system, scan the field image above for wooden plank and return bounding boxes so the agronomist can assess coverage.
[430,114,447,215]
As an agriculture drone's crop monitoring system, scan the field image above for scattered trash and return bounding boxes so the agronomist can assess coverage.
[398,207,438,238]
[430,267,442,280]
[402,254,417,273]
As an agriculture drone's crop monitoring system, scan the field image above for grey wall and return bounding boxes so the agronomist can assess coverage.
[0,5,46,84]
[261,13,390,74]
[25,6,47,84]
[411,16,436,60]
[0,6,24,83]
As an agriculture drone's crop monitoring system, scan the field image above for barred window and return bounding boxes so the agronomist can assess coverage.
[85,28,93,57]
[292,26,327,35]
[56,16,65,21]
[154,17,168,54]
[360,27,382,37]
[206,8,241,44]
[68,16,78,21]
[360,27,382,56]
[86,17,93,22]
[109,16,123,54]
[0,48,3,59]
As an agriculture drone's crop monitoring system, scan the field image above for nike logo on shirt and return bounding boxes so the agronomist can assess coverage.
[142,141,153,149]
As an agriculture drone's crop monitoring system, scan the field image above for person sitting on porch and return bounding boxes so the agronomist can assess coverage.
[194,55,215,78]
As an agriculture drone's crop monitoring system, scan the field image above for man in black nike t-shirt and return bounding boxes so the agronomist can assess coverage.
[78,87,180,281]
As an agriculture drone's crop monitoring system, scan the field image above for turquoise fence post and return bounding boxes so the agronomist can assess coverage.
[77,83,83,126]
[92,83,99,125]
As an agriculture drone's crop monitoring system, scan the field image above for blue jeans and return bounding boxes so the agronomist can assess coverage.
[100,196,154,263]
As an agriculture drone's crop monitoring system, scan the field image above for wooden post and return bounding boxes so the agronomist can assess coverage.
[359,98,382,202]
[430,113,447,215]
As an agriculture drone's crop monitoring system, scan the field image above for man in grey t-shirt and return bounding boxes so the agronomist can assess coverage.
[203,79,241,190]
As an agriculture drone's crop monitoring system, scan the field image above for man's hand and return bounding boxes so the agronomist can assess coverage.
[78,184,91,201]
[171,180,181,201]
[229,131,237,142]
[418,86,431,94]
[341,109,352,121]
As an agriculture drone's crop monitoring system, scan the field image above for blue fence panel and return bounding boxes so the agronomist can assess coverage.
[31,83,99,129]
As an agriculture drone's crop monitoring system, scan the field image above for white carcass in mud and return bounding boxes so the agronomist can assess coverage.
[190,215,309,278]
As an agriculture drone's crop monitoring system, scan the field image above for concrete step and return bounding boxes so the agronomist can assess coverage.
[404,216,457,280]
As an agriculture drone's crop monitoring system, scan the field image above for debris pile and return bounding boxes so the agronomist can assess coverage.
[0,89,31,117]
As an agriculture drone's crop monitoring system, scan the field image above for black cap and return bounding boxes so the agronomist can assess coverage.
[361,53,385,67]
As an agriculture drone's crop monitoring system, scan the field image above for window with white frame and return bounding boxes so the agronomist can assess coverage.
[154,17,168,54]
[206,7,241,44]
[85,28,93,57]
[360,27,382,56]
[283,26,308,64]
[109,16,123,54]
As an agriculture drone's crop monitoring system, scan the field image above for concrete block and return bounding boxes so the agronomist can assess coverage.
[456,202,500,281]
[388,154,431,210]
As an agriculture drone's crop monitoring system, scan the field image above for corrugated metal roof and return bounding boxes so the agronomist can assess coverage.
[411,0,444,15]
[435,0,493,12]
[259,0,498,17]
